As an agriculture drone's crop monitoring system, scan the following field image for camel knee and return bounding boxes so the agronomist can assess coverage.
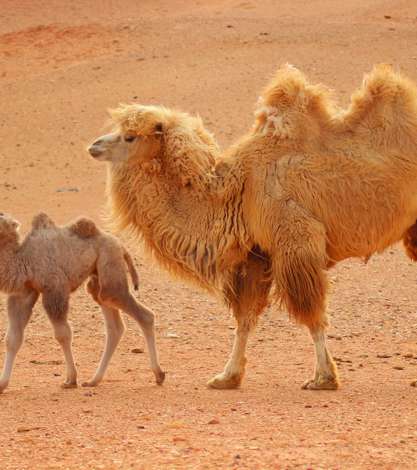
[5,330,23,353]
[53,322,72,345]
[136,304,155,329]
[108,313,126,338]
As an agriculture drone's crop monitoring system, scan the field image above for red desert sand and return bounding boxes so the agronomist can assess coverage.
[1,1,417,468]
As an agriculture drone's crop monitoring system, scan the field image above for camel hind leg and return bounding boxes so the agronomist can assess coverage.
[95,257,165,385]
[82,275,125,387]
[273,206,339,390]
[208,248,272,389]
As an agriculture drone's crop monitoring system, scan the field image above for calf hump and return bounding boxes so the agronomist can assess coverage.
[32,212,56,230]
[69,217,99,238]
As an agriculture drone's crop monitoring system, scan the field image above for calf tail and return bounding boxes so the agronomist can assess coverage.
[123,249,139,291]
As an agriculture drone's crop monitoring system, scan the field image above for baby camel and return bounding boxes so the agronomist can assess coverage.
[0,212,165,393]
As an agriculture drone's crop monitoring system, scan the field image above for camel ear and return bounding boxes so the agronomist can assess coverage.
[11,220,20,231]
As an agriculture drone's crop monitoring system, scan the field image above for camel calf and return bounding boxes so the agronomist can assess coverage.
[0,212,165,393]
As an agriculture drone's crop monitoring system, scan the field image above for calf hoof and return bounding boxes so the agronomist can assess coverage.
[61,381,77,389]
[82,380,99,388]
[155,370,166,386]
[0,382,8,394]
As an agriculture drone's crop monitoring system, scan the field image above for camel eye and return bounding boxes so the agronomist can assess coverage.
[124,135,136,143]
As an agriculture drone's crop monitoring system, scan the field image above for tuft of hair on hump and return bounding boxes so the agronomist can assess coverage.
[254,64,335,137]
[68,217,100,238]
[32,212,56,230]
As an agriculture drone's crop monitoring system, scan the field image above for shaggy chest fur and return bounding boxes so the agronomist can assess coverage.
[110,169,250,294]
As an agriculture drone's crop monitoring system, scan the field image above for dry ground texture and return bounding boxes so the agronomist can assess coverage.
[1,1,417,468]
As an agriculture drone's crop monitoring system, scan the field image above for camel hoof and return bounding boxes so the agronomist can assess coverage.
[82,381,98,388]
[207,373,241,390]
[155,370,166,386]
[61,381,77,389]
[302,376,339,390]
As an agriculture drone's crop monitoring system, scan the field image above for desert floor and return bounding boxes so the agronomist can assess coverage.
[1,1,417,469]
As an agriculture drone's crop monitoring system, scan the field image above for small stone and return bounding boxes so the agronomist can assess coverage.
[131,348,144,354]
[56,187,80,193]
[17,426,40,433]
[167,332,179,338]
[137,425,145,430]
[207,418,220,425]
[393,366,404,370]
[384,15,392,19]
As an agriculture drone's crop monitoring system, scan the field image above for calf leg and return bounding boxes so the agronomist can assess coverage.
[83,274,125,387]
[99,287,165,385]
[0,289,39,393]
[43,289,77,388]
[208,248,272,389]
[83,306,125,387]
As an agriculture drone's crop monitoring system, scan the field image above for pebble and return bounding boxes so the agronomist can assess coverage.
[207,418,220,425]
[56,187,80,193]
[131,348,144,354]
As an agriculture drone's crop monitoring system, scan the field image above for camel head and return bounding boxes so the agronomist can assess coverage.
[88,104,219,190]
[0,213,20,244]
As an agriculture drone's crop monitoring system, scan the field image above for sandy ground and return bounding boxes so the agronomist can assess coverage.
[1,1,417,468]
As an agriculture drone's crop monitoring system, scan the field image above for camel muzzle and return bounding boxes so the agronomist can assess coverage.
[88,144,104,158]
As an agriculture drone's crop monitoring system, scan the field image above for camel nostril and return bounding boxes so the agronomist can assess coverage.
[88,145,103,157]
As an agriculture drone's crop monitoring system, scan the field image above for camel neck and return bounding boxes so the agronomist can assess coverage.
[109,163,248,292]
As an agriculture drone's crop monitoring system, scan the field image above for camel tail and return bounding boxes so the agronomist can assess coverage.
[123,248,139,290]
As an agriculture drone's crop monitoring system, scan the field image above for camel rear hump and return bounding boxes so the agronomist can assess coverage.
[341,64,417,148]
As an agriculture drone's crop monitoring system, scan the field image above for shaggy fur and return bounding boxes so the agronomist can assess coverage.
[88,64,417,390]
[0,212,164,393]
